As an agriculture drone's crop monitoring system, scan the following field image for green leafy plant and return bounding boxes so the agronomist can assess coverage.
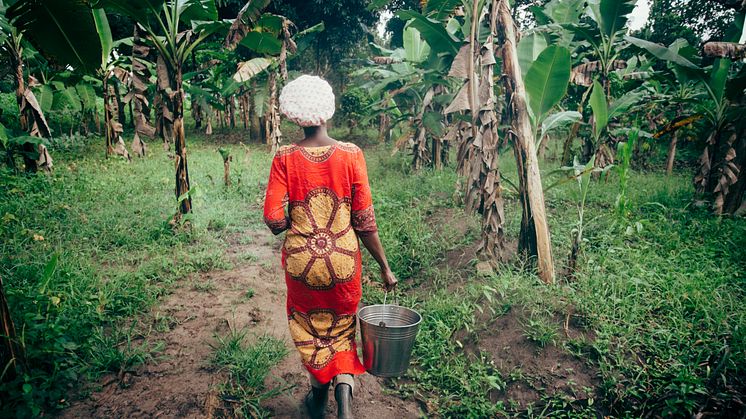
[211,330,290,417]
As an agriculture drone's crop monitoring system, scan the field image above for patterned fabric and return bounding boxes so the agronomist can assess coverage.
[279,75,335,127]
[263,142,376,384]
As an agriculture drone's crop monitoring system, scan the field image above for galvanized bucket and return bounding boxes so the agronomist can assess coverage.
[358,304,422,377]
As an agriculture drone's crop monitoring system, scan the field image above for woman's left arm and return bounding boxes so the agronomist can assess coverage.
[263,154,289,235]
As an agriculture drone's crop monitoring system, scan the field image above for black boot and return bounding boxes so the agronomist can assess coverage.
[334,383,353,419]
[304,384,329,419]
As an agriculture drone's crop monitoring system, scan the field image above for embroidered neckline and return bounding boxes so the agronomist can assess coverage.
[294,143,337,162]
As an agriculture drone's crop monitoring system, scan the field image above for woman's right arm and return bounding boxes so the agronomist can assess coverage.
[358,231,397,290]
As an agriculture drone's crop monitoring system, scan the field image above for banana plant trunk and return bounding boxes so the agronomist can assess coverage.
[250,81,261,142]
[11,47,36,172]
[114,81,126,127]
[266,70,282,152]
[173,67,192,216]
[229,96,236,129]
[1,276,24,382]
[497,0,555,283]
[103,76,114,157]
[665,108,682,176]
[241,93,249,130]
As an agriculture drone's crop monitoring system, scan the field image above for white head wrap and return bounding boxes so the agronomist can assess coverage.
[279,75,336,127]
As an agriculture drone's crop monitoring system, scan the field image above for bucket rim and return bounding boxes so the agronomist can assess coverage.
[357,304,422,329]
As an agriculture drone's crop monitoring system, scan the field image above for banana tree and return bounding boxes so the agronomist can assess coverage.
[556,0,638,163]
[0,0,52,172]
[627,12,746,215]
[496,0,555,283]
[7,0,135,160]
[92,0,229,218]
[127,23,156,157]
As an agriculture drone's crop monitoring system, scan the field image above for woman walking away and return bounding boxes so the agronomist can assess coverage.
[263,75,397,419]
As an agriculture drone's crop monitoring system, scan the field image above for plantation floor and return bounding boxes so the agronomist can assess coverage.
[4,130,743,417]
[59,226,421,418]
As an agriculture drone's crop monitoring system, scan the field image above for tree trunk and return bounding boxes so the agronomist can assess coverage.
[250,83,261,142]
[266,71,282,151]
[131,24,154,158]
[666,130,679,176]
[95,109,101,134]
[173,67,192,216]
[378,113,390,143]
[114,81,126,127]
[665,108,682,176]
[497,0,555,283]
[0,276,24,382]
[223,156,232,186]
[241,94,249,130]
[478,0,506,260]
[103,77,114,157]
[192,99,202,129]
[537,134,549,160]
[432,137,442,169]
[229,96,236,129]
[10,48,36,172]
[156,54,173,151]
[560,121,581,166]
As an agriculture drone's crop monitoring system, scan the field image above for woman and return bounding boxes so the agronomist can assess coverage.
[263,75,397,419]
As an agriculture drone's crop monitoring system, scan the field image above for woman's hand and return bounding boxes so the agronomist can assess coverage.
[381,267,398,291]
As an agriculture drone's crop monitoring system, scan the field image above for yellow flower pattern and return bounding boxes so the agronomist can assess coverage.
[284,187,359,290]
[289,309,356,369]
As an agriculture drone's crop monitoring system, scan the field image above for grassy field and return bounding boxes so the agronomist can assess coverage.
[1,128,744,417]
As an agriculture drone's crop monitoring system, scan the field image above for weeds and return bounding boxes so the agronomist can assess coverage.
[211,329,290,417]
[523,315,559,348]
[0,134,271,415]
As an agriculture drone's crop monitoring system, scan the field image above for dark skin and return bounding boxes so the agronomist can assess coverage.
[297,124,398,291]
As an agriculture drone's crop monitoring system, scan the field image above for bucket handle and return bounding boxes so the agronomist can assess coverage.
[379,288,400,327]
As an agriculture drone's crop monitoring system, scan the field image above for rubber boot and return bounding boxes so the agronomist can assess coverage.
[334,383,353,419]
[304,383,329,419]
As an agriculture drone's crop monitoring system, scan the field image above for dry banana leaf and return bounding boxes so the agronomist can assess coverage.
[132,132,147,158]
[448,45,471,78]
[225,0,271,50]
[36,144,53,172]
[23,89,51,138]
[570,60,626,86]
[703,42,746,59]
[444,82,470,114]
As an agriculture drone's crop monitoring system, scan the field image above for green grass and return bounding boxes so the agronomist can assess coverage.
[1,129,744,418]
[359,143,745,417]
[211,330,289,418]
[0,133,274,416]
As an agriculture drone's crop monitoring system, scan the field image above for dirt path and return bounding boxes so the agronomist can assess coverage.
[60,228,421,418]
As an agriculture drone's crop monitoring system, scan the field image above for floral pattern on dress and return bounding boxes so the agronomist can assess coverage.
[289,309,356,370]
[284,187,359,289]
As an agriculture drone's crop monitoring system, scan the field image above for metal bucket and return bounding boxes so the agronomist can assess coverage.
[358,304,422,377]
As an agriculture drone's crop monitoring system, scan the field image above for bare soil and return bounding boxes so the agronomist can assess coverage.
[59,229,421,418]
[475,308,599,410]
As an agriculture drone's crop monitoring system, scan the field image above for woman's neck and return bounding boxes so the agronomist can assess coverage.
[299,126,335,146]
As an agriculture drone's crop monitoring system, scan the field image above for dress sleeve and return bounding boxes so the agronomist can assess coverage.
[351,149,377,233]
[263,153,290,235]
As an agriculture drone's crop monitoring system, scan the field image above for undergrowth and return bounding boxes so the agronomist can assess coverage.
[1,130,744,418]
[0,133,271,416]
[211,330,289,418]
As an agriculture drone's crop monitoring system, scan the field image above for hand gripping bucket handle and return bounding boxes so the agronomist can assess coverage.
[358,291,422,377]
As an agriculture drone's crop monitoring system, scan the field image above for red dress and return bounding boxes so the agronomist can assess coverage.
[263,142,376,384]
